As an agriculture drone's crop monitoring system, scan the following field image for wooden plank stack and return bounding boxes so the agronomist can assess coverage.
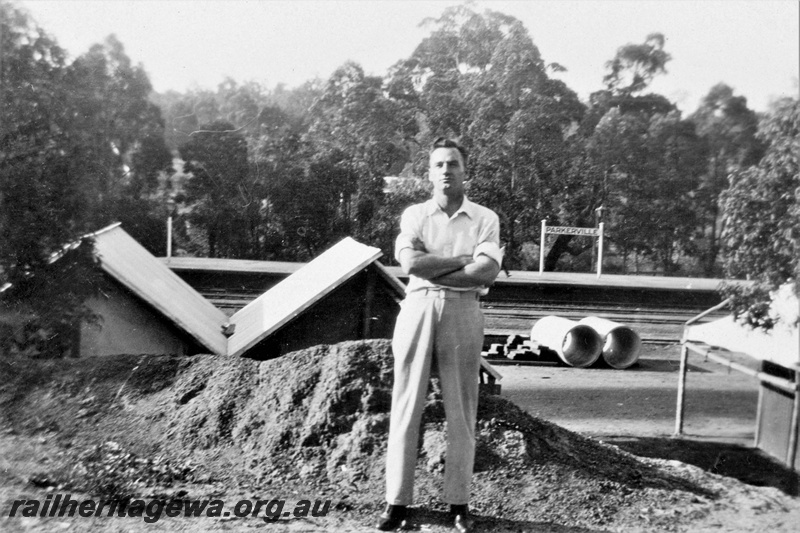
[483,334,546,363]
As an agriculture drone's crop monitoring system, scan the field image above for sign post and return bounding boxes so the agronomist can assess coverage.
[597,222,604,278]
[539,219,547,275]
[539,221,604,277]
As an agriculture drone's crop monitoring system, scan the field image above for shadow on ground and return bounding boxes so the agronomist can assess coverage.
[395,508,608,532]
[605,436,800,496]
[619,358,710,373]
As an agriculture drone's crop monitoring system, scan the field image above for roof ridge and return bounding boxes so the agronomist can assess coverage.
[83,222,123,239]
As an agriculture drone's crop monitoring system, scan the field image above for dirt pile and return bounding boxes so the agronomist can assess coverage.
[165,340,395,490]
[2,339,799,532]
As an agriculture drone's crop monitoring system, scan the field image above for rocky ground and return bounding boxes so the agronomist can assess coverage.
[1,339,799,532]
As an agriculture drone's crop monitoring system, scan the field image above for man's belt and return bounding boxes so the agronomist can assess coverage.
[412,288,480,300]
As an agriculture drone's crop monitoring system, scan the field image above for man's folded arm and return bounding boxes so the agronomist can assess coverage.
[429,254,501,288]
[397,248,473,280]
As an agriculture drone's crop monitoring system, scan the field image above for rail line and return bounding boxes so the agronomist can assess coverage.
[482,310,708,345]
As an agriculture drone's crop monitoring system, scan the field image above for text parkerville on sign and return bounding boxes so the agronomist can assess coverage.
[545,226,600,237]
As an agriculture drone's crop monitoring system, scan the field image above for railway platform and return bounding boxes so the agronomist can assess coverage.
[162,257,738,344]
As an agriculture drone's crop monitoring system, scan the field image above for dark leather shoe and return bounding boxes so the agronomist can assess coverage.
[450,505,473,533]
[453,513,473,533]
[375,504,406,531]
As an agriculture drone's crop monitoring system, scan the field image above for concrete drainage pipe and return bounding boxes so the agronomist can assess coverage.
[578,316,642,370]
[530,316,603,368]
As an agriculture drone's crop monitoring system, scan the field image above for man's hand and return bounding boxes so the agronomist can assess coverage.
[410,237,427,253]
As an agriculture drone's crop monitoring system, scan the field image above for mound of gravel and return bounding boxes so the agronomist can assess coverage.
[166,340,395,490]
[159,339,790,530]
[4,339,796,531]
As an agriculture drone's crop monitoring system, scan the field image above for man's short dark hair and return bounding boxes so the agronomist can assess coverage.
[431,137,468,169]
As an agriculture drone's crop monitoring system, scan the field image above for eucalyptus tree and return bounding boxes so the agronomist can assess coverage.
[1,7,172,270]
[155,88,219,151]
[576,105,706,272]
[387,5,585,269]
[65,35,174,252]
[304,61,417,255]
[1,0,76,285]
[1,19,171,264]
[689,84,763,276]
[386,4,519,170]
[178,121,256,258]
[719,97,800,327]
[464,21,584,269]
[566,33,711,273]
[1,4,171,354]
[603,32,671,97]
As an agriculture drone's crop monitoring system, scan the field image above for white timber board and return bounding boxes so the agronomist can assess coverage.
[685,316,799,369]
[91,224,229,355]
[227,237,382,357]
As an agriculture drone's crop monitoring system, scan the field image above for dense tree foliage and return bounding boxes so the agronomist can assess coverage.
[690,84,764,276]
[562,32,711,274]
[1,1,172,355]
[305,61,417,251]
[178,121,256,258]
[382,7,588,269]
[0,5,173,267]
[3,0,796,354]
[1,1,74,279]
[603,33,671,97]
[719,97,800,326]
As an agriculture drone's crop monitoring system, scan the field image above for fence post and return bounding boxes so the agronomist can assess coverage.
[674,343,689,436]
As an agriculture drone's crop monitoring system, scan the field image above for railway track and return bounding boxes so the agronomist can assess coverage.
[480,300,723,344]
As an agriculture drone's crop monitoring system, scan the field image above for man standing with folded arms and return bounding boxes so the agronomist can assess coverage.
[377,138,502,532]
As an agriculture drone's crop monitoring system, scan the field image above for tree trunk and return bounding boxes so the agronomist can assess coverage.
[703,202,721,277]
[506,217,516,270]
[702,155,723,276]
[544,235,575,271]
[209,228,217,258]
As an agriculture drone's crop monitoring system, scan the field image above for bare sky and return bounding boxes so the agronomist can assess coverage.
[19,0,800,114]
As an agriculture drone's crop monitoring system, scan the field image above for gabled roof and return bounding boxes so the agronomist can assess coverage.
[227,237,382,357]
[90,224,229,355]
[163,256,303,276]
[372,260,407,303]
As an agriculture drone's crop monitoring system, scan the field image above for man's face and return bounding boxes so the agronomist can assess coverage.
[429,147,466,195]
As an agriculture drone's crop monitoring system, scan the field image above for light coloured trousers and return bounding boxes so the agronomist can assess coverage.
[385,289,484,505]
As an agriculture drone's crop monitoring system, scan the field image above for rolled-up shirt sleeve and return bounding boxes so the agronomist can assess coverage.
[394,207,419,263]
[474,241,503,267]
[473,213,503,267]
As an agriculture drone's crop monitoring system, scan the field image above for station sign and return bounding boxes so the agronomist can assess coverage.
[540,220,605,278]
[546,226,600,237]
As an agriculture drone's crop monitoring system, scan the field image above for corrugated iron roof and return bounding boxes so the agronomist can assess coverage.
[90,224,228,355]
[227,237,382,357]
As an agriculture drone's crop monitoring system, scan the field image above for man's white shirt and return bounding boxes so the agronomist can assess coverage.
[394,197,503,295]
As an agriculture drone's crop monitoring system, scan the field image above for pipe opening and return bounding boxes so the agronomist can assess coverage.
[562,324,604,368]
[602,326,642,369]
